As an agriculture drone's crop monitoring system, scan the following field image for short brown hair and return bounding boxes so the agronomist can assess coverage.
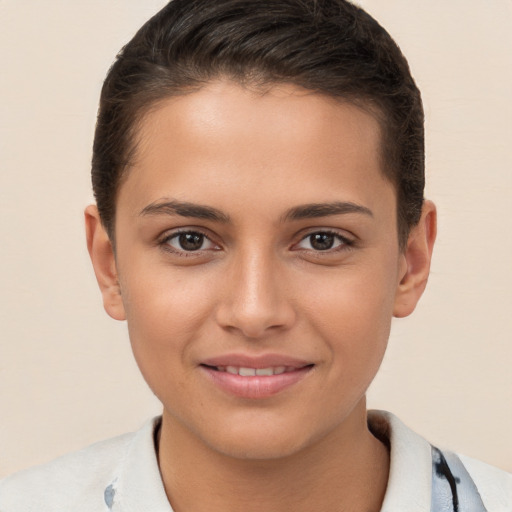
[92,0,424,248]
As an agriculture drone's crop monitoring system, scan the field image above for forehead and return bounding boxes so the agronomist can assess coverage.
[120,80,394,221]
[135,81,382,164]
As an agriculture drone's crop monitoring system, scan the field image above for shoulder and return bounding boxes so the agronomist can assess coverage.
[369,410,512,512]
[458,452,512,511]
[0,428,136,512]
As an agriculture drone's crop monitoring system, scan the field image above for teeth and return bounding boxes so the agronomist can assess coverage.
[256,368,273,376]
[219,366,292,376]
[239,367,257,376]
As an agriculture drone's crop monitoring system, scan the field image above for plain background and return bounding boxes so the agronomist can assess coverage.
[0,0,511,477]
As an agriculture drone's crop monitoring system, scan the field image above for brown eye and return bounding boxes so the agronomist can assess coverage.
[179,233,204,251]
[166,231,215,252]
[295,231,351,252]
[309,233,335,251]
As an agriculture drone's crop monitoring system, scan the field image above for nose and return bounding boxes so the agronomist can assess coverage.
[215,249,296,339]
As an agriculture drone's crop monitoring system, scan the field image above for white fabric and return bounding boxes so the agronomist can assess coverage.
[1,411,510,511]
[368,411,512,511]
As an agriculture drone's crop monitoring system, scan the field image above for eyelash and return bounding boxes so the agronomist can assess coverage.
[158,229,355,257]
[159,229,219,257]
[293,230,355,254]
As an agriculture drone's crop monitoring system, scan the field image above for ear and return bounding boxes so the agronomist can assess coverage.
[85,205,126,321]
[393,200,437,318]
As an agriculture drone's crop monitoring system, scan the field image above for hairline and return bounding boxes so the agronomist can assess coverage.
[105,76,413,251]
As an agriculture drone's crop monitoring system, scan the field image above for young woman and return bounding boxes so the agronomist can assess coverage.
[1,1,510,510]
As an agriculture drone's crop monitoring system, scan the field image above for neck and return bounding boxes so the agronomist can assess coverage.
[157,402,390,512]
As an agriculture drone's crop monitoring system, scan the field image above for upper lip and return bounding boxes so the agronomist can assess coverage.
[200,353,313,369]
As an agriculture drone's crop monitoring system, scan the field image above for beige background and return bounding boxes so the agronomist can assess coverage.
[0,0,511,477]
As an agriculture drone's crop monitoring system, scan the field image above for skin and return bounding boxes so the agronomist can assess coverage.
[86,81,436,512]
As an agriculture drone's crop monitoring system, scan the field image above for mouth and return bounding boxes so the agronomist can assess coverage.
[199,359,315,399]
[200,364,312,377]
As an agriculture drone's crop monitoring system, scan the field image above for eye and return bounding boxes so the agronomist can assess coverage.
[164,231,218,252]
[295,231,352,251]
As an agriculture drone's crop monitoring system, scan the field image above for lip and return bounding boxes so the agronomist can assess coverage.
[202,353,312,368]
[199,353,314,399]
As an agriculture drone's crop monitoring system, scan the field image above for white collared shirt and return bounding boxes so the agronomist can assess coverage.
[1,411,510,511]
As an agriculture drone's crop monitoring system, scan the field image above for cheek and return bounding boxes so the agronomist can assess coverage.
[118,265,216,385]
[299,263,397,370]
[121,261,214,333]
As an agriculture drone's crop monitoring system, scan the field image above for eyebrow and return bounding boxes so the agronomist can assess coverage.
[282,201,373,222]
[139,200,231,223]
[139,199,373,223]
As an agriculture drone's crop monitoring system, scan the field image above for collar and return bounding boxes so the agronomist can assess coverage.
[107,416,172,511]
[369,410,433,511]
[106,411,436,511]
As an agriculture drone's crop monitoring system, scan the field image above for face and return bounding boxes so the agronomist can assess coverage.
[88,81,433,460]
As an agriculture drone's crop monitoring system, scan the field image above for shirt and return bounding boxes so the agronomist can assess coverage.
[1,410,510,511]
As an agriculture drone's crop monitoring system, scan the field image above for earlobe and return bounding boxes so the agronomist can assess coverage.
[393,200,437,318]
[84,205,126,321]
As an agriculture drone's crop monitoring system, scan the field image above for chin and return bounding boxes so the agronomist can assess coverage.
[206,431,310,461]
[193,412,337,462]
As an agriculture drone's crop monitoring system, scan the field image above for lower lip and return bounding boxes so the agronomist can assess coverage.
[200,366,313,399]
